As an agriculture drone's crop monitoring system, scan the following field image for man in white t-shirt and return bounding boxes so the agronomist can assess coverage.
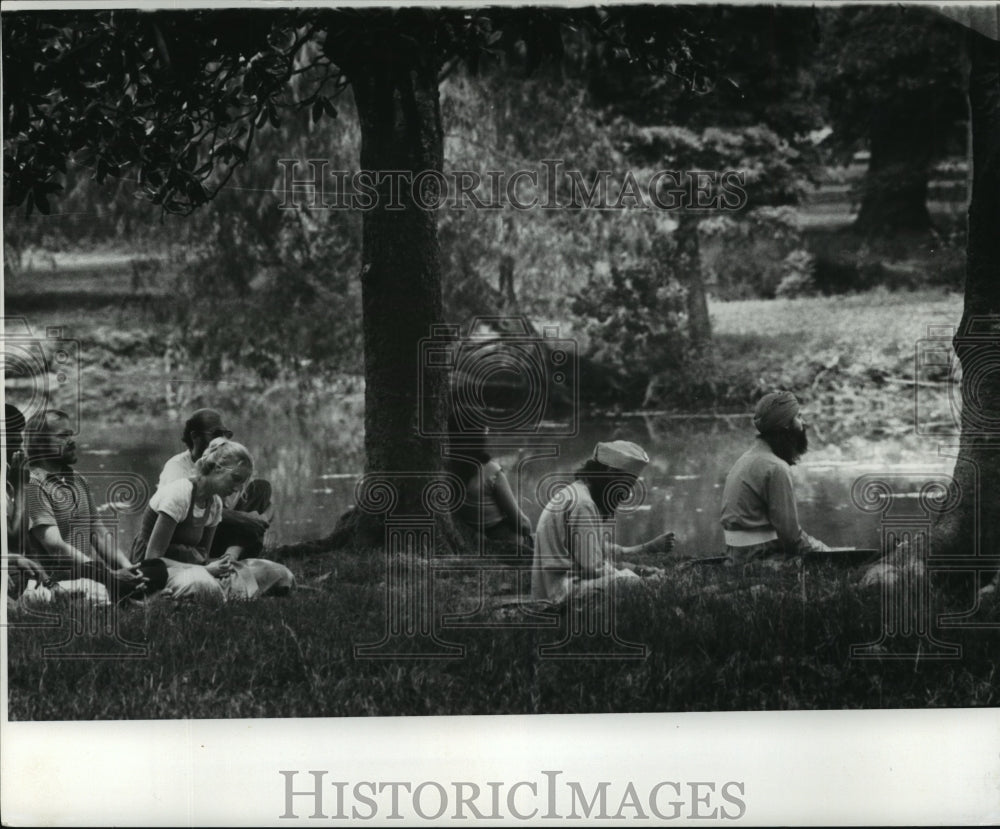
[156,408,273,562]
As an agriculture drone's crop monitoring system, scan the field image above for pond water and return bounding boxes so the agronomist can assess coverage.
[75,413,953,557]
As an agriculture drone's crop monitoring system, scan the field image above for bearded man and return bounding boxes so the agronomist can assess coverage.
[23,409,149,603]
[720,391,830,563]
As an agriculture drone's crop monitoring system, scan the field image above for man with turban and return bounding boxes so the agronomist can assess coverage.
[531,440,675,603]
[720,391,830,563]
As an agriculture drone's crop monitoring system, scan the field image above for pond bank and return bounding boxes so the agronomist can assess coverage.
[7,288,963,442]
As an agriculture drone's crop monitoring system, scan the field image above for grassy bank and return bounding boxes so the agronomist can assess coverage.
[7,553,997,719]
[6,288,964,435]
[702,288,963,441]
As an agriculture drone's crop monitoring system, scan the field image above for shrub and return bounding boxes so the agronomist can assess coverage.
[701,207,815,300]
[571,239,694,405]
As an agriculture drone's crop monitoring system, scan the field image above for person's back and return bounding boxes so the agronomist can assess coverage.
[532,479,604,602]
[719,391,829,560]
[457,458,506,529]
[720,438,794,539]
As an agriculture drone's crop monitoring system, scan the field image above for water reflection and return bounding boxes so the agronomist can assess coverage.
[77,414,949,555]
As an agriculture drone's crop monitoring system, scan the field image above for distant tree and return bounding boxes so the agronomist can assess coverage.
[585,5,822,369]
[815,6,966,238]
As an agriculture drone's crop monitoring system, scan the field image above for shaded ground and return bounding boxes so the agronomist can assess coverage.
[8,549,997,719]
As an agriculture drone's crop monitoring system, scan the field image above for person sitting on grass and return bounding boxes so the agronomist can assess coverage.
[154,408,274,564]
[5,403,52,606]
[446,416,533,548]
[531,440,675,604]
[719,390,831,565]
[130,437,294,602]
[21,409,149,606]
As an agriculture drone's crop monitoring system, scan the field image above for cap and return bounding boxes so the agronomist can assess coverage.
[593,440,649,476]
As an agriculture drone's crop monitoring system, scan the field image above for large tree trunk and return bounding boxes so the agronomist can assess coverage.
[853,103,937,237]
[932,31,1000,577]
[313,18,461,551]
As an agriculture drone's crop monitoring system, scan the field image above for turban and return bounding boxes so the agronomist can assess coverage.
[593,440,649,476]
[753,391,800,433]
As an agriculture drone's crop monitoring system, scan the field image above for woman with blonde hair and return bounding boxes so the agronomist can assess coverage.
[131,438,294,602]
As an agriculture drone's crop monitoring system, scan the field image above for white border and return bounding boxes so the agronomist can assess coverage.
[3,1,999,825]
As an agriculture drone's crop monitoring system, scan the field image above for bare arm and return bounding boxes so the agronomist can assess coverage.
[91,522,136,570]
[608,532,676,562]
[200,523,219,559]
[30,524,92,567]
[7,555,50,582]
[142,513,180,560]
[492,470,533,537]
[221,508,268,534]
[200,525,236,576]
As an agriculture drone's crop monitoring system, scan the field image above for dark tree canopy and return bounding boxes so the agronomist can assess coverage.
[815,6,966,236]
[3,6,711,551]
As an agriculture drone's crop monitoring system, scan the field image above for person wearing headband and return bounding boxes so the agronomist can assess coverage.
[720,391,830,564]
[531,440,675,604]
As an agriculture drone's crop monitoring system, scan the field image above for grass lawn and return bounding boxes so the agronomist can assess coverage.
[7,551,998,719]
[7,287,994,719]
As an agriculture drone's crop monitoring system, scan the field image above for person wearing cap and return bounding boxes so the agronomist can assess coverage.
[531,440,675,604]
[153,408,274,564]
[720,391,830,563]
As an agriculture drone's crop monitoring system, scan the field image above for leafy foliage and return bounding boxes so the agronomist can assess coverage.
[572,231,693,403]
[815,6,966,160]
[701,208,816,300]
[3,9,324,215]
[172,102,364,385]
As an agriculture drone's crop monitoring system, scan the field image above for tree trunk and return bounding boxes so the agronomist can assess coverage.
[316,23,462,551]
[676,213,712,353]
[853,102,936,237]
[932,31,1000,573]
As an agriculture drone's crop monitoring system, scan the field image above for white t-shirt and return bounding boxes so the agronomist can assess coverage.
[158,450,240,510]
[149,478,223,529]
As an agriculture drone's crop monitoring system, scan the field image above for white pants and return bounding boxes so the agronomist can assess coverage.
[162,558,295,603]
[17,578,111,608]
